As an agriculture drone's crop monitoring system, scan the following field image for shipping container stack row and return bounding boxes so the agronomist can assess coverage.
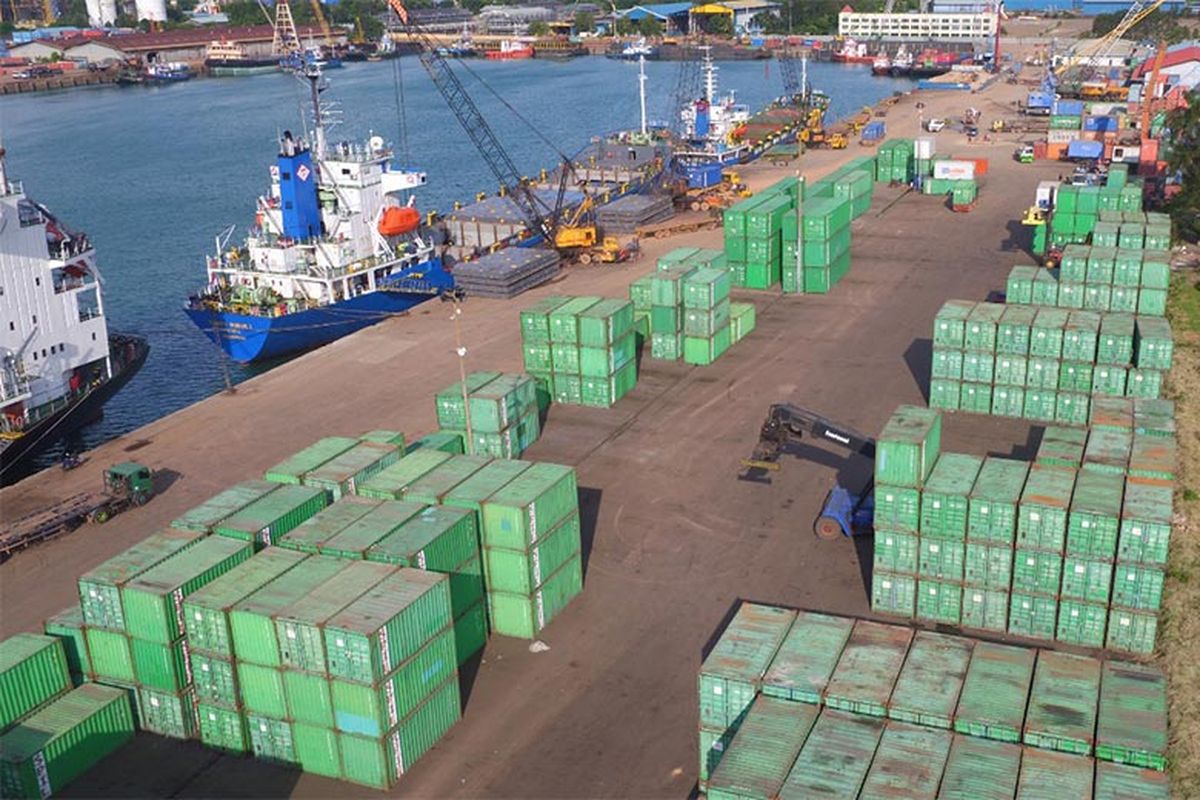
[519,296,638,409]
[870,402,1177,655]
[434,371,542,457]
[1007,250,1170,318]
[929,300,1173,421]
[875,138,915,184]
[629,248,755,364]
[697,602,1170,799]
[0,634,136,799]
[878,135,980,209]
[1037,176,1148,255]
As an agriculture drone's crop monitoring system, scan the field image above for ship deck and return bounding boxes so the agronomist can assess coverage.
[0,77,1159,797]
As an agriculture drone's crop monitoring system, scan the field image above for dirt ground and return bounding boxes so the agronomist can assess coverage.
[1,58,1193,797]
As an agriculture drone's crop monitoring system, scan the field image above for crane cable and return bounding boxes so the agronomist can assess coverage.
[392,51,412,166]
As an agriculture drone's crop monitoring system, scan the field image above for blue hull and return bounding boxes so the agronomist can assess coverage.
[186,262,453,363]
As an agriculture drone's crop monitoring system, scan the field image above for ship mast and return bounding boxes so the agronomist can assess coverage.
[302,62,327,160]
[702,46,716,103]
[638,54,648,138]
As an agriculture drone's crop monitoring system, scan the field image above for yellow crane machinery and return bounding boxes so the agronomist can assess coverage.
[553,194,598,251]
[1052,0,1167,95]
[310,0,334,46]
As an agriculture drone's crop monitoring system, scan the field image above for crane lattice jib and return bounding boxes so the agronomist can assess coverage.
[386,0,553,240]
[778,53,800,98]
[1059,0,1167,79]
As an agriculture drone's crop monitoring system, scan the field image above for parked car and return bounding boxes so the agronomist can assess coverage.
[925,118,946,132]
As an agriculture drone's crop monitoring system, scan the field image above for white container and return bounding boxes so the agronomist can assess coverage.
[914,137,936,160]
[933,160,976,181]
[1112,146,1140,163]
[135,0,167,21]
[1047,129,1080,144]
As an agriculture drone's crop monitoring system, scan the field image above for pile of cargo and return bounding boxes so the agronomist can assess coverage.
[594,194,673,233]
[870,402,1176,654]
[0,635,135,798]
[10,430,586,792]
[875,138,915,184]
[929,300,1171,419]
[783,193,853,294]
[723,179,799,290]
[452,248,562,300]
[434,372,541,456]
[1008,250,1170,317]
[1038,174,1147,255]
[630,249,755,364]
[698,603,1170,798]
[520,296,638,408]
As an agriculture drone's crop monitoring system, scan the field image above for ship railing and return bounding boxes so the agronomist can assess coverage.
[48,237,93,261]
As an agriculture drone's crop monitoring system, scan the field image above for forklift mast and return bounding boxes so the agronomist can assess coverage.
[743,404,876,472]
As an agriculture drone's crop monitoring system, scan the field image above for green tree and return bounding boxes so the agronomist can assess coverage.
[615,16,636,35]
[1092,9,1190,45]
[701,13,732,37]
[52,0,88,26]
[529,20,551,36]
[1166,94,1200,240]
[751,11,785,35]
[223,0,270,25]
[574,10,594,33]
[636,15,661,37]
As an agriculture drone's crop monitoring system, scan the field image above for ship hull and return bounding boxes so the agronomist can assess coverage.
[206,59,279,77]
[0,334,149,486]
[185,267,453,363]
[832,54,875,65]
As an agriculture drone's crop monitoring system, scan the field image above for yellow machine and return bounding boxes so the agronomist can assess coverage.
[991,119,1005,132]
[553,195,599,251]
[828,133,848,149]
[1021,206,1046,226]
[578,236,638,265]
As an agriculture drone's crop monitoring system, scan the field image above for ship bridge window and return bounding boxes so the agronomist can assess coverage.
[17,199,44,227]
[77,287,101,322]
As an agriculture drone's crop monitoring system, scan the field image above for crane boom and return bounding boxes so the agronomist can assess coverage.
[385,0,554,241]
[1054,0,1167,85]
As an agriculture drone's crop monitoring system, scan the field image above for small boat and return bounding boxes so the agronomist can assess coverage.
[871,53,891,76]
[145,61,193,83]
[607,37,659,61]
[831,37,874,64]
[484,40,534,61]
[205,40,278,77]
[437,24,477,58]
[281,46,342,72]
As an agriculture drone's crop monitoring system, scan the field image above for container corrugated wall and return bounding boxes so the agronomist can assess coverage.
[0,635,72,731]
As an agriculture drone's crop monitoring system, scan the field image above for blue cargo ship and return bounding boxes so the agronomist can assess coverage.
[185,65,453,363]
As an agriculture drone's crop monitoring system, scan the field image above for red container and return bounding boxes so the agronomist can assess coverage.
[1033,141,1048,160]
[1139,138,1159,163]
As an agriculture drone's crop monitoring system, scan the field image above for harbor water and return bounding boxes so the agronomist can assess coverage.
[2,56,907,462]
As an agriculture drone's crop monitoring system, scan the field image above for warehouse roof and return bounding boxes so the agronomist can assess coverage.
[45,24,329,53]
[620,3,694,20]
[1132,42,1200,79]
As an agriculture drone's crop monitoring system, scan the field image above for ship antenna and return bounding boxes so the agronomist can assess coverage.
[801,54,808,102]
[703,46,716,103]
[304,62,327,160]
[638,54,648,138]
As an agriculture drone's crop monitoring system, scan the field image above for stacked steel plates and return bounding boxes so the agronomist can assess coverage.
[453,249,561,300]
[596,194,674,233]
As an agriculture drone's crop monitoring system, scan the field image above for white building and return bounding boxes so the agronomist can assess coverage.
[0,153,111,428]
[61,41,129,64]
[838,9,998,41]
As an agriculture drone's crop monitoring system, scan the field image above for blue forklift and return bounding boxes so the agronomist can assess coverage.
[740,404,876,540]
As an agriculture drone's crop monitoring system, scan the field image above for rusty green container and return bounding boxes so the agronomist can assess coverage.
[824,621,912,718]
[699,603,795,731]
[78,529,206,631]
[919,454,982,540]
[1023,651,1100,755]
[874,406,941,489]
[356,450,454,500]
[706,697,817,800]
[1096,661,1167,772]
[172,480,280,532]
[887,631,972,729]
[278,497,383,554]
[214,484,329,549]
[264,437,361,484]
[954,641,1035,743]
[318,501,427,560]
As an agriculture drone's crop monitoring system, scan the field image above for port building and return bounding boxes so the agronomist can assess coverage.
[837,6,998,41]
[619,3,694,34]
[689,0,781,35]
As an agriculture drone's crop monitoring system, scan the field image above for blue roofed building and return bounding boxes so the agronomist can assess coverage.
[620,2,694,33]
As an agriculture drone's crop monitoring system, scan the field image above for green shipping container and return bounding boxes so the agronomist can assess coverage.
[699,603,796,730]
[861,722,952,799]
[483,511,581,595]
[330,626,456,738]
[136,685,199,739]
[1023,651,1100,755]
[121,536,253,645]
[84,627,133,683]
[780,709,884,798]
[683,303,731,339]
[1106,608,1157,655]
[336,676,461,790]
[229,556,354,666]
[963,542,1012,590]
[465,374,533,434]
[1056,599,1108,648]
[0,634,71,731]
[190,649,238,706]
[357,450,455,500]
[548,297,601,343]
[130,636,189,692]
[1056,392,1091,426]
[246,713,297,765]
[967,457,1030,544]
[939,736,1021,800]
[997,306,1037,356]
[1031,269,1060,307]
[264,437,361,485]
[78,529,206,631]
[0,684,135,799]
[486,553,582,639]
[729,302,755,342]
[873,530,918,574]
[682,326,732,366]
[519,296,571,342]
[887,631,972,729]
[434,371,500,430]
[1112,563,1165,611]
[198,701,248,754]
[1095,661,1168,772]
[183,548,308,657]
[406,431,464,455]
[303,441,402,500]
[964,303,1005,352]
[293,722,341,779]
[962,587,1009,632]
[874,405,941,489]
[871,572,916,619]
[172,480,280,532]
[324,569,452,685]
[824,621,912,718]
[705,697,818,800]
[1066,470,1124,559]
[1012,548,1062,596]
[931,348,963,380]
[1008,592,1058,641]
[1058,360,1094,393]
[916,579,961,625]
[214,484,328,549]
[1006,266,1037,304]
[954,641,1035,742]
[279,497,385,554]
[318,501,428,560]
[959,383,992,414]
[479,463,577,550]
[962,351,994,384]
[994,354,1027,387]
[1093,759,1171,800]
[1031,307,1070,358]
[275,561,398,674]
[1118,478,1173,565]
[1016,464,1075,552]
[43,607,90,683]
[1060,555,1113,604]
[760,611,853,704]
[933,300,975,348]
[929,379,961,411]
[360,430,405,447]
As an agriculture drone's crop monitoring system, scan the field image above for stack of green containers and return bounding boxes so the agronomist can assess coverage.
[298,440,404,502]
[785,194,853,294]
[870,405,942,622]
[729,301,756,344]
[222,556,459,788]
[0,679,135,799]
[1014,448,1077,643]
[682,267,732,366]
[723,179,798,290]
[929,300,1171,422]
[213,483,330,550]
[0,634,74,732]
[874,138,915,184]
[523,295,639,408]
[1047,180,1144,250]
[1006,248,1170,317]
[434,371,540,457]
[263,437,364,485]
[699,605,1171,797]
[479,463,583,639]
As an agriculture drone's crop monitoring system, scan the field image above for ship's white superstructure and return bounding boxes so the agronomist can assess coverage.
[0,149,112,432]
[678,47,752,152]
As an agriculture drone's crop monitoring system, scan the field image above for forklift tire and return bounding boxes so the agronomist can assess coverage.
[579,252,593,265]
[92,508,111,525]
[814,516,844,541]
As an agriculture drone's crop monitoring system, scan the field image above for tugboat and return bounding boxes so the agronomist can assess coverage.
[484,39,534,60]
[831,37,875,64]
[607,37,659,60]
[184,64,454,363]
[145,61,194,83]
[0,147,148,485]
[205,40,279,76]
[673,47,751,188]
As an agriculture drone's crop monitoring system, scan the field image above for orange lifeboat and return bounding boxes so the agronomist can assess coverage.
[378,206,420,236]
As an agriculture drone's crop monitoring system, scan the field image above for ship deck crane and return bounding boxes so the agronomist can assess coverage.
[385,0,581,246]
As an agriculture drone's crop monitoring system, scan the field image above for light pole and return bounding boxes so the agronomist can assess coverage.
[442,289,473,451]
